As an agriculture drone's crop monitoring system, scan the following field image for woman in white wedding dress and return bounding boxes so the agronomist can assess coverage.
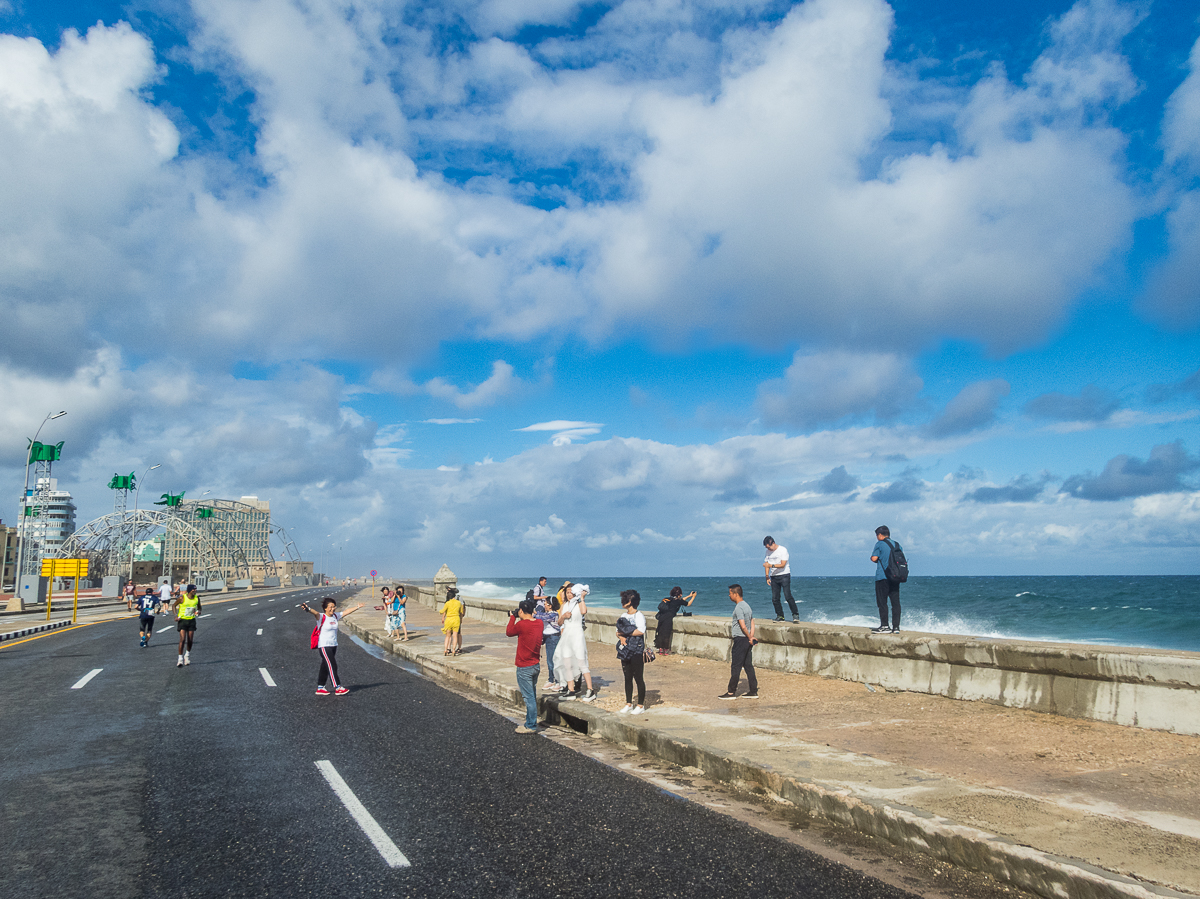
[553,583,596,702]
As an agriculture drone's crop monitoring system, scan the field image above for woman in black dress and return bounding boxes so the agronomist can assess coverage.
[654,586,696,655]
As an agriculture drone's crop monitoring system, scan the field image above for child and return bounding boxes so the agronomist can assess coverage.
[302,597,364,696]
[441,587,463,655]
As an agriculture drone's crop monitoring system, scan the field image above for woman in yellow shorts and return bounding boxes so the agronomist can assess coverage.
[441,587,464,655]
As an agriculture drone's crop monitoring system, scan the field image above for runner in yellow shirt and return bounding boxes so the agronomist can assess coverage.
[173,583,201,668]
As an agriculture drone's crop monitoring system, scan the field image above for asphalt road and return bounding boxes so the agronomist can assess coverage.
[0,587,920,899]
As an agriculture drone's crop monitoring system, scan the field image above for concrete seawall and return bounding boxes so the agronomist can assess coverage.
[408,585,1200,735]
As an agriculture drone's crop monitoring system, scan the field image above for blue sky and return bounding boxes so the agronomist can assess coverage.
[1,0,1198,578]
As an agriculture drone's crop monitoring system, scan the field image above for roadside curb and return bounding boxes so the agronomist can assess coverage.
[342,616,1195,899]
[0,620,75,641]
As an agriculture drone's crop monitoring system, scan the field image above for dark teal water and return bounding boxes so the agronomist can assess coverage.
[456,575,1200,653]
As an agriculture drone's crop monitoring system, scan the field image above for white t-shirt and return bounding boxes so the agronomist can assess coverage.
[159,583,172,604]
[317,612,341,648]
[620,610,647,633]
[765,545,790,577]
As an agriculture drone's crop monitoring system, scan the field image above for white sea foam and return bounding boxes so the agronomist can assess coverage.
[458,580,527,603]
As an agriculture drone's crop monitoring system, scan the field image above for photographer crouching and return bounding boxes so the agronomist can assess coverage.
[506,598,545,734]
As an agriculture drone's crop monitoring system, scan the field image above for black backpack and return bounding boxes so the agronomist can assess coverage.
[884,539,909,583]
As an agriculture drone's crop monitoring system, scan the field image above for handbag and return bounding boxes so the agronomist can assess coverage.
[643,645,656,663]
[310,613,325,649]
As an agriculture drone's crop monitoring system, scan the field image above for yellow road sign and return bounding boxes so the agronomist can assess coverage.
[41,558,89,578]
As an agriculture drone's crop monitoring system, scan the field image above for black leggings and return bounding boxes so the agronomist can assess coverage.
[622,657,646,705]
[318,646,340,687]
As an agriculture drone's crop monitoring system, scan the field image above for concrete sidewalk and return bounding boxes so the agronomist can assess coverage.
[342,591,1200,899]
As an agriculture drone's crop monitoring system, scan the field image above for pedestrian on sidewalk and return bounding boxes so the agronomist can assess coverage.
[763,536,800,622]
[870,526,903,634]
[393,585,409,641]
[124,580,136,610]
[654,586,696,655]
[441,587,464,656]
[616,590,648,714]
[720,584,758,699]
[555,584,596,702]
[507,598,544,734]
[302,597,364,695]
[172,583,200,668]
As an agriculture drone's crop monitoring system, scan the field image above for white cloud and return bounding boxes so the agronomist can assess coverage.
[517,419,604,445]
[759,351,923,429]
[423,419,482,425]
[423,361,525,410]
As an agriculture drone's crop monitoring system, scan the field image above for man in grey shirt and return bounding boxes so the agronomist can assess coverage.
[720,584,758,699]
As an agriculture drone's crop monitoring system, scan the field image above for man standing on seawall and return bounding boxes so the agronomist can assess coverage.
[507,599,544,734]
[871,526,902,634]
[762,536,800,622]
[720,584,758,699]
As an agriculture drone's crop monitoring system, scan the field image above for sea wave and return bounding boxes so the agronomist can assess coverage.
[458,580,528,603]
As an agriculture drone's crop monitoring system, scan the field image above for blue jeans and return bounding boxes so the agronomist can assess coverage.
[542,633,560,683]
[516,664,540,728]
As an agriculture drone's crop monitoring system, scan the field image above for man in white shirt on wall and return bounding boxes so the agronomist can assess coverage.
[762,536,800,623]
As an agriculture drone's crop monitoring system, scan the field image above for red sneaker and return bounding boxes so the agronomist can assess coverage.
[315,687,330,695]
[334,686,349,695]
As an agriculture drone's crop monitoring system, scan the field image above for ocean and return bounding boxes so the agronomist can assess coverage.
[449,575,1200,653]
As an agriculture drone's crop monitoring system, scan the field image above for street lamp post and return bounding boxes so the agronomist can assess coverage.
[128,464,161,583]
[12,410,66,606]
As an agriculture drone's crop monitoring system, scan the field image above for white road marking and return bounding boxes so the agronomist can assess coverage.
[269,599,275,602]
[314,760,410,868]
[257,628,263,635]
[251,603,259,606]
[157,625,172,633]
[259,667,276,686]
[283,609,290,613]
[267,617,276,621]
[199,614,212,618]
[71,668,103,690]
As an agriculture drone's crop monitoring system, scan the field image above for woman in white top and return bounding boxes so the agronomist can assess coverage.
[553,584,596,702]
[302,597,364,696]
[616,589,648,714]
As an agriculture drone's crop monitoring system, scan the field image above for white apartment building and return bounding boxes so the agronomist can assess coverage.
[18,477,77,558]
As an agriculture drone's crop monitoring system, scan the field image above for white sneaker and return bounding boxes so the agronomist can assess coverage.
[176,655,183,668]
[618,703,633,714]
[632,705,645,714]
[580,690,597,703]
[184,652,190,666]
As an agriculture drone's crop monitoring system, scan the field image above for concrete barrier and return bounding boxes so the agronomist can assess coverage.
[410,585,1200,735]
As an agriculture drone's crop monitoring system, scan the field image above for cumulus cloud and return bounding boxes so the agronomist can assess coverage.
[758,351,923,430]
[1060,441,1199,500]
[423,361,525,410]
[1024,383,1121,422]
[925,379,1010,438]
[868,468,925,504]
[965,474,1052,504]
[1147,367,1200,404]
[1144,35,1200,328]
[0,0,1151,386]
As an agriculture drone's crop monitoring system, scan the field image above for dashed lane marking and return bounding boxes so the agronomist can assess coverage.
[315,760,410,868]
[259,667,276,686]
[157,625,172,633]
[267,617,276,621]
[71,668,103,689]
[257,628,263,635]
